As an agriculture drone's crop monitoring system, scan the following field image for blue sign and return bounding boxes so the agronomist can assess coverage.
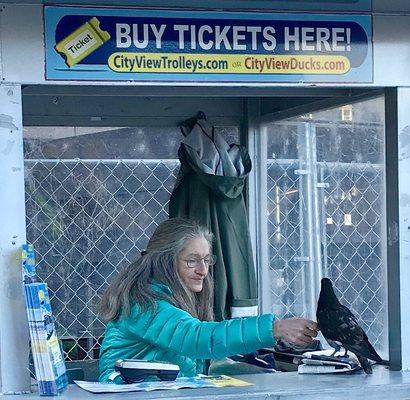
[45,7,372,83]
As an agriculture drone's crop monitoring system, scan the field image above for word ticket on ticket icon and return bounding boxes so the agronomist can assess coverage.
[55,17,110,67]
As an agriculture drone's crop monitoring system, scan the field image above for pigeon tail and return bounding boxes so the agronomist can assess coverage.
[358,356,373,374]
[376,359,389,366]
[363,339,384,363]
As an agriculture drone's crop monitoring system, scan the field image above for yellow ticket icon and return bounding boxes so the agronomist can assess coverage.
[55,17,110,67]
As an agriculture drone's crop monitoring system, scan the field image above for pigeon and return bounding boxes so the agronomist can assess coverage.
[317,277,387,374]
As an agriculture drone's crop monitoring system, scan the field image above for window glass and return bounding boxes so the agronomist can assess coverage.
[264,96,387,353]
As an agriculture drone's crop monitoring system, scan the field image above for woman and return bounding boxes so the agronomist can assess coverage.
[99,218,318,382]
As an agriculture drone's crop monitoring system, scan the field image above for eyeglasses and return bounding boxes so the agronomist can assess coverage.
[183,255,217,269]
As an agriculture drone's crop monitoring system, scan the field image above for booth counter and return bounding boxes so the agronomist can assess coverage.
[2,367,410,400]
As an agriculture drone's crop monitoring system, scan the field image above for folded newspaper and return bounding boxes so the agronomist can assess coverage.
[298,350,360,374]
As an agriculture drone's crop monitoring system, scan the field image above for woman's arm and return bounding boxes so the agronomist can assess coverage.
[125,300,276,359]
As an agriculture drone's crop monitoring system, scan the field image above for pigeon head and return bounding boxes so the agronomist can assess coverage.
[318,278,340,307]
[321,277,333,289]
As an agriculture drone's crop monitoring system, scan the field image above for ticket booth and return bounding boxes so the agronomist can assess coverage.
[1,0,410,396]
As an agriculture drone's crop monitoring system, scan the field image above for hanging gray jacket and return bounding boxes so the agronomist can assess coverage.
[169,117,258,321]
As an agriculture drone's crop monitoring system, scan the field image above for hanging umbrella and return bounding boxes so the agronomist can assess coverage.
[169,113,258,321]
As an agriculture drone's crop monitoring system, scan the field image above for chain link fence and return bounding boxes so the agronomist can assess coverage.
[24,159,179,360]
[320,162,385,347]
[25,157,386,357]
[265,97,387,351]
[23,117,386,360]
[267,160,306,319]
[266,158,385,348]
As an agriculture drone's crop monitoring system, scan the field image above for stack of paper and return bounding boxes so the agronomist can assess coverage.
[22,244,68,396]
[298,350,360,374]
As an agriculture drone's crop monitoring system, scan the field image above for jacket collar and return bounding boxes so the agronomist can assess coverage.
[151,282,172,295]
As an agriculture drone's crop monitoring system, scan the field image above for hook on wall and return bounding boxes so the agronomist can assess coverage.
[180,111,207,137]
[196,111,207,120]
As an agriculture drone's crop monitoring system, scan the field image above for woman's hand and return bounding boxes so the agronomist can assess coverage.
[273,317,318,346]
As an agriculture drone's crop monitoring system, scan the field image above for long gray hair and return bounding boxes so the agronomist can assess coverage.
[99,218,214,322]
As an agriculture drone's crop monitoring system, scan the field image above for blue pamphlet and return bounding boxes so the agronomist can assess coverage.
[22,244,68,396]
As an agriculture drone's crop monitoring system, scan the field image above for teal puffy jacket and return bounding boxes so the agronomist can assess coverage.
[99,284,276,382]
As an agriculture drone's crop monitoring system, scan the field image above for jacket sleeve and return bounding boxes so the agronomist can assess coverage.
[124,300,276,359]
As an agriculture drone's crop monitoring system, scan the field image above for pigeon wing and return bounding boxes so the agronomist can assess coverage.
[333,306,383,363]
[344,330,383,363]
[317,302,359,342]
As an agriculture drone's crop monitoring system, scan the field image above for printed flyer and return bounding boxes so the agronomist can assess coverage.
[75,375,252,393]
[45,7,372,83]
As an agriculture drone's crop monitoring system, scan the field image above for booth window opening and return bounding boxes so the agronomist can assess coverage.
[22,96,388,361]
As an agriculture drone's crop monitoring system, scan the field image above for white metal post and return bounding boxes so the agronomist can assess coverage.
[246,99,268,314]
[255,123,271,315]
[298,122,319,320]
[0,84,30,393]
[308,124,323,314]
